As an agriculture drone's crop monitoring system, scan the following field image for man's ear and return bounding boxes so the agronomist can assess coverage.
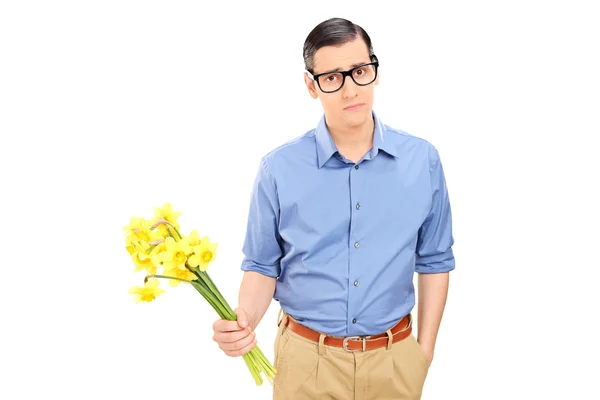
[304,72,319,99]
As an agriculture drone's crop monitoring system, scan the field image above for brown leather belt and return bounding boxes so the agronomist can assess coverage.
[281,313,413,352]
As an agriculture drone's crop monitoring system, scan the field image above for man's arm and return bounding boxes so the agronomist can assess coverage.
[417,272,449,362]
[414,144,455,362]
[238,155,283,330]
[212,157,282,358]
[238,271,277,331]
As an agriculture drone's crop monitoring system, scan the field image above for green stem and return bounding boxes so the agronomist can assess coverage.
[183,266,231,318]
[243,353,262,385]
[172,225,183,240]
[166,227,176,240]
[199,271,235,318]
[147,266,276,386]
[185,266,210,291]
[146,274,194,285]
[252,347,276,379]
[180,264,236,321]
[252,350,270,376]
[190,282,228,319]
[146,274,226,318]
[192,270,234,320]
[204,272,227,301]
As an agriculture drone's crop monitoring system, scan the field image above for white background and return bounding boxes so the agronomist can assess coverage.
[1,1,599,399]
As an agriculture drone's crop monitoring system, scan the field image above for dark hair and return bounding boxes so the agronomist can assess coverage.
[303,18,375,73]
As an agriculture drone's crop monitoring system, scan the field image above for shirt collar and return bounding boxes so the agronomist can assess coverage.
[315,110,399,168]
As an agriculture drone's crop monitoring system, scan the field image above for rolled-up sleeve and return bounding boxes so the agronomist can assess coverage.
[240,156,283,278]
[415,145,456,273]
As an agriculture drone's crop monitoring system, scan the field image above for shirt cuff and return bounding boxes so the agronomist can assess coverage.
[415,248,455,274]
[240,260,280,278]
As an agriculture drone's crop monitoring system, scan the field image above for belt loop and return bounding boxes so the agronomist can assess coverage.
[318,333,326,355]
[386,329,393,350]
[277,308,289,332]
[401,313,412,332]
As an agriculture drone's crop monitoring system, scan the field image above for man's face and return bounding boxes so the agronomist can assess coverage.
[304,38,379,129]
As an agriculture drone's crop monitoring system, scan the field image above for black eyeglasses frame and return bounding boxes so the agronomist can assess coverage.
[307,55,379,93]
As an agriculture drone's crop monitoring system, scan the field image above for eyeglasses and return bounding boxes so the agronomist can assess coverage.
[308,55,379,93]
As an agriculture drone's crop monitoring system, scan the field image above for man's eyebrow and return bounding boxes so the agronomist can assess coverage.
[319,61,371,75]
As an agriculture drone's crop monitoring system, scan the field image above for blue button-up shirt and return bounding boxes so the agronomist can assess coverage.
[240,110,455,337]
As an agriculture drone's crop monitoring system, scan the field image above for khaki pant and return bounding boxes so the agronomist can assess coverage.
[273,311,431,400]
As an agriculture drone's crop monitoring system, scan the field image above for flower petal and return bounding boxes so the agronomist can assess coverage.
[188,254,199,267]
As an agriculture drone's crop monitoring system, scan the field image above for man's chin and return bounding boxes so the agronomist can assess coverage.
[343,108,371,124]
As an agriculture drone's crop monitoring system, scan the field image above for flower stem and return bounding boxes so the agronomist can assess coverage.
[172,225,183,240]
[192,270,235,320]
[145,274,227,318]
[145,244,157,255]
[166,227,176,240]
[243,353,262,385]
[199,271,235,319]
[145,274,194,285]
[189,282,228,319]
[184,266,233,319]
[147,269,277,386]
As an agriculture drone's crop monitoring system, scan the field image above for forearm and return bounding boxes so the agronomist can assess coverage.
[417,272,450,350]
[238,271,277,331]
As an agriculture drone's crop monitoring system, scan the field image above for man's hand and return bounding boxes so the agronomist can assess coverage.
[212,307,257,357]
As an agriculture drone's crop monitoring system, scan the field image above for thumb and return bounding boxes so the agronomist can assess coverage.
[234,307,249,329]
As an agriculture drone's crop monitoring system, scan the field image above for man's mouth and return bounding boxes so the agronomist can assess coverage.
[344,103,365,111]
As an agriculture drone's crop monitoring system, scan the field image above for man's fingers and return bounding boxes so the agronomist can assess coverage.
[219,330,256,352]
[213,319,245,333]
[223,335,258,357]
[214,328,253,343]
[234,307,249,329]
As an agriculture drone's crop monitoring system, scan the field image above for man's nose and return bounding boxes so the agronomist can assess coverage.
[342,76,358,98]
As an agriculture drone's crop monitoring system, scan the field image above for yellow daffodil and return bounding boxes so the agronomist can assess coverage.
[152,202,182,239]
[125,241,136,256]
[162,267,197,287]
[124,217,165,259]
[129,278,165,303]
[153,202,182,224]
[148,239,166,265]
[124,217,152,242]
[130,242,158,275]
[188,236,218,271]
[186,229,202,247]
[156,236,192,272]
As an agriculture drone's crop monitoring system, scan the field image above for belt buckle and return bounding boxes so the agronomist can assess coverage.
[342,335,370,352]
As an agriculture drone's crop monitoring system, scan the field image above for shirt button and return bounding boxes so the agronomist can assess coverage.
[352,318,357,324]
[356,203,361,210]
[354,242,360,248]
[354,280,359,286]
[354,165,359,170]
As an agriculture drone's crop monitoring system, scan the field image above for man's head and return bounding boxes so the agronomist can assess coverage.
[303,18,379,130]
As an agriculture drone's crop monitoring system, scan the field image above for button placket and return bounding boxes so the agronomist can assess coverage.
[348,159,363,335]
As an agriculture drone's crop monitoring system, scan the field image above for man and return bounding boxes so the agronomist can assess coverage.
[212,17,455,399]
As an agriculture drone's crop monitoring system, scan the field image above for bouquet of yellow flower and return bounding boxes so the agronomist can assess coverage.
[124,202,276,386]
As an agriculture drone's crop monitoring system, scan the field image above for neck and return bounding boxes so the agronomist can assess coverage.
[326,115,375,151]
